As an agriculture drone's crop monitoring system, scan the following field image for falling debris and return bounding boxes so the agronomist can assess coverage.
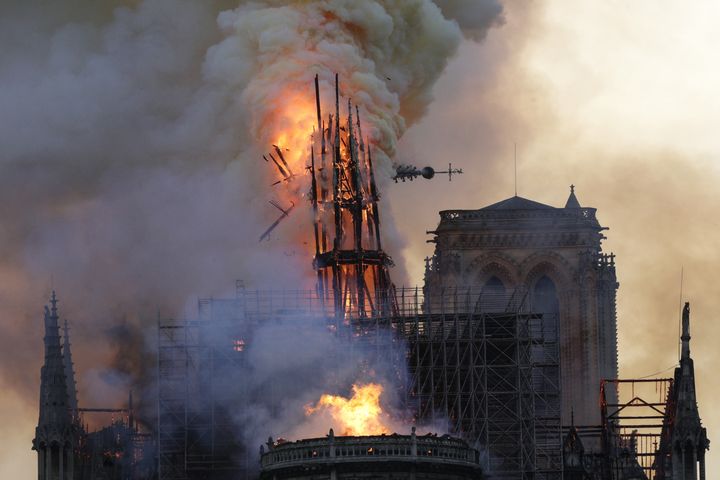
[264,144,299,187]
[259,200,296,242]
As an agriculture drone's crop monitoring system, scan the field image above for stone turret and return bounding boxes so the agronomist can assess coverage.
[565,184,581,209]
[671,303,709,480]
[33,291,77,480]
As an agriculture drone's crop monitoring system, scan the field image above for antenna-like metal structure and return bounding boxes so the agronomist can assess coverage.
[514,142,517,196]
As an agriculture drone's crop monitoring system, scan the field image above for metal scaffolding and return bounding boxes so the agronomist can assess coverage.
[600,378,674,480]
[392,288,561,479]
[156,286,561,480]
[563,377,677,479]
[157,314,249,480]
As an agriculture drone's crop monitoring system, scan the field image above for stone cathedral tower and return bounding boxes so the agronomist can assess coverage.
[33,292,79,480]
[424,187,618,425]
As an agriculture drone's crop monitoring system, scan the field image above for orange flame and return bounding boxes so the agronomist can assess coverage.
[305,383,392,436]
[255,86,319,261]
[263,88,318,184]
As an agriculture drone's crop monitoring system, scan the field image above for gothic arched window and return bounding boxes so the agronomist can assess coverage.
[482,276,506,312]
[533,275,559,339]
[483,275,506,295]
[533,275,559,314]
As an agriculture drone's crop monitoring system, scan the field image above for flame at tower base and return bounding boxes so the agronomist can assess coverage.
[305,383,395,436]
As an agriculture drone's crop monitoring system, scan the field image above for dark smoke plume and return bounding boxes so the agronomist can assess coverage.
[0,0,503,470]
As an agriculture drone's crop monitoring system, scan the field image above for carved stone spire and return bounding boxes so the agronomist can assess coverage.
[33,291,76,480]
[37,291,71,427]
[671,302,710,480]
[62,319,79,413]
[681,302,691,361]
[677,304,698,412]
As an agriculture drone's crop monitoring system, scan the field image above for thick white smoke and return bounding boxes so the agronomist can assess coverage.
[225,314,412,451]
[224,0,480,166]
[0,0,503,471]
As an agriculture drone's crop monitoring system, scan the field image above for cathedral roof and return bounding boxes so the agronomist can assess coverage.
[434,188,603,236]
[480,195,556,211]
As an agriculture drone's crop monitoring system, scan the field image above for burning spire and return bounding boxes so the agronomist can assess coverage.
[258,74,396,317]
[309,74,396,318]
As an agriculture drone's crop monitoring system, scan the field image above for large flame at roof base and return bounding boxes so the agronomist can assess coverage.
[305,383,394,436]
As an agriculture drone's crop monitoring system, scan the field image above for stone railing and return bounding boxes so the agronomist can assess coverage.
[438,207,598,223]
[260,428,479,471]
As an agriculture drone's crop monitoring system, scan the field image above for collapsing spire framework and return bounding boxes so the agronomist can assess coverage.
[309,74,395,318]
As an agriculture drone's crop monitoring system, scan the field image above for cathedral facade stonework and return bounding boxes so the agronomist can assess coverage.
[424,188,619,425]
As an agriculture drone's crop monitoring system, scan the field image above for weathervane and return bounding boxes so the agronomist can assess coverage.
[392,162,463,183]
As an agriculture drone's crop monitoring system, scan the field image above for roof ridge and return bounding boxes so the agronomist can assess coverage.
[480,195,556,211]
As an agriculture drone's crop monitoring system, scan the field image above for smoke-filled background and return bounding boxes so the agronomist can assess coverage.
[0,0,501,476]
[1,0,718,477]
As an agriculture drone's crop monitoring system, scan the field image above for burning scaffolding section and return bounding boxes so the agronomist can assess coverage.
[156,286,563,480]
[72,391,156,478]
[308,75,395,318]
